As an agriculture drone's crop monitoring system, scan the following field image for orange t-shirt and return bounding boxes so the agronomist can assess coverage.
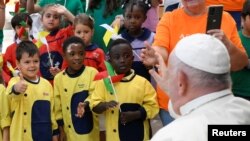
[206,0,245,11]
[153,8,245,110]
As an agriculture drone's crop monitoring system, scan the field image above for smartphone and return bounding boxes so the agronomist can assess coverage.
[206,5,223,32]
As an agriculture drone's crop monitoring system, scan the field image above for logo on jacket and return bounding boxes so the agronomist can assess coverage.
[43,92,49,96]
[78,84,85,88]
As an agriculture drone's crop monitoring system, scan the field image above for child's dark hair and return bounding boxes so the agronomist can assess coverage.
[108,38,133,54]
[11,13,33,29]
[89,0,121,18]
[74,13,95,29]
[123,0,151,15]
[62,36,86,53]
[16,41,39,61]
[242,0,250,20]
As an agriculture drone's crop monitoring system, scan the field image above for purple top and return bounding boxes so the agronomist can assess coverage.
[142,7,159,32]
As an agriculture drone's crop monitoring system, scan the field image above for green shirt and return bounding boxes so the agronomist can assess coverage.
[80,0,86,12]
[38,0,84,16]
[231,30,250,97]
[87,1,123,53]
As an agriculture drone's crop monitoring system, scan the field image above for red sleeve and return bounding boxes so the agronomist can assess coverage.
[2,43,17,85]
[96,48,106,72]
[56,25,74,47]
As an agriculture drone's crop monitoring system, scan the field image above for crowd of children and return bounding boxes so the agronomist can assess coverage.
[0,0,160,141]
[1,0,249,141]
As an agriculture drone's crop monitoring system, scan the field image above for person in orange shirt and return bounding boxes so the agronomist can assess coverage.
[206,0,246,30]
[140,0,248,126]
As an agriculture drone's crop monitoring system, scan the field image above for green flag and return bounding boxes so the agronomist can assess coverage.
[104,61,115,94]
[103,77,115,94]
[105,61,115,76]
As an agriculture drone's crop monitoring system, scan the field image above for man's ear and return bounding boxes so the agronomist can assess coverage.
[177,70,188,96]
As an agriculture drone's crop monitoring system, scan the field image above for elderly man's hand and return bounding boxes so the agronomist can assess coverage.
[149,52,169,93]
[141,42,158,67]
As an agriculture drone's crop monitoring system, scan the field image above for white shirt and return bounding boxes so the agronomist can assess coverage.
[151,89,250,141]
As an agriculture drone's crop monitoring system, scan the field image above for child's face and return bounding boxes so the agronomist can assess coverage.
[74,24,94,46]
[124,5,146,35]
[64,43,85,74]
[17,52,40,81]
[15,25,30,41]
[242,15,250,33]
[41,7,61,31]
[109,44,134,75]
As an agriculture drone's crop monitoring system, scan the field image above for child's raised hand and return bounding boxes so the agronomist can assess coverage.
[53,4,67,15]
[49,67,61,76]
[50,4,74,23]
[75,102,86,118]
[111,15,123,29]
[120,111,141,125]
[14,73,28,94]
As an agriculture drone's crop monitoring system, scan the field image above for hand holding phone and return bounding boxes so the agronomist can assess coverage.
[206,5,223,32]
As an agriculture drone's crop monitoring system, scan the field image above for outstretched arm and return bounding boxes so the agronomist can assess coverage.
[141,41,169,67]
[149,52,169,93]
[93,101,118,114]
